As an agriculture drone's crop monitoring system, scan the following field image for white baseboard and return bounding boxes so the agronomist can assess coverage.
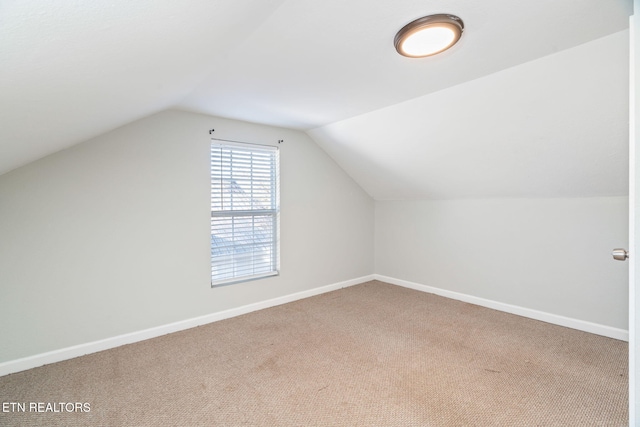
[374,274,629,342]
[0,275,374,377]
[1,273,626,377]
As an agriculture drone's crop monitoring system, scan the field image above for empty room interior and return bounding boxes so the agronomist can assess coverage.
[0,1,637,426]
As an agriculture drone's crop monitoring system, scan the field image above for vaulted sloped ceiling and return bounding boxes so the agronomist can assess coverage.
[0,0,633,199]
[0,0,286,175]
[309,31,629,199]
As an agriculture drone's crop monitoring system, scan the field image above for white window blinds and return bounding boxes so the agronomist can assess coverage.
[210,142,279,286]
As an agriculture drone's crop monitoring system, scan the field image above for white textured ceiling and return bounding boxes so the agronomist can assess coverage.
[179,0,632,129]
[309,31,629,199]
[0,0,633,199]
[0,0,286,175]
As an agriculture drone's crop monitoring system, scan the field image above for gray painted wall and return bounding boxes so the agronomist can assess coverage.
[0,109,629,366]
[375,198,629,330]
[0,109,374,363]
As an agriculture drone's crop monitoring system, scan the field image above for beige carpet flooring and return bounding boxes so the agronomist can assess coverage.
[0,280,629,426]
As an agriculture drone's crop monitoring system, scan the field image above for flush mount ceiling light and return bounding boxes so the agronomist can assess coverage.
[394,14,464,58]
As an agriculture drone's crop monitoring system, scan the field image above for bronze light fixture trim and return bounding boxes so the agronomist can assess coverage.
[394,14,464,58]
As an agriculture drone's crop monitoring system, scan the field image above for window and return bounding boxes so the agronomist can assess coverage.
[210,142,280,286]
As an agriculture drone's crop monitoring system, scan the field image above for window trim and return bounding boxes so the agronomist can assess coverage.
[210,140,280,287]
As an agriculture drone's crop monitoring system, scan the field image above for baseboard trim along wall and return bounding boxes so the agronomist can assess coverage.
[0,275,375,377]
[374,274,629,342]
[1,273,628,377]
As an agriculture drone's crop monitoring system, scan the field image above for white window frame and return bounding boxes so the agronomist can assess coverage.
[210,141,280,287]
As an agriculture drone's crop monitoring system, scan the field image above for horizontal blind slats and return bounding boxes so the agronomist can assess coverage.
[210,142,279,285]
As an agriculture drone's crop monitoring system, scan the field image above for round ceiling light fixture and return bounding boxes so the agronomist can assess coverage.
[394,14,464,58]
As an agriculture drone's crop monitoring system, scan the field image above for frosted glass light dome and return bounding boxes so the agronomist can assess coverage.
[394,14,464,58]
